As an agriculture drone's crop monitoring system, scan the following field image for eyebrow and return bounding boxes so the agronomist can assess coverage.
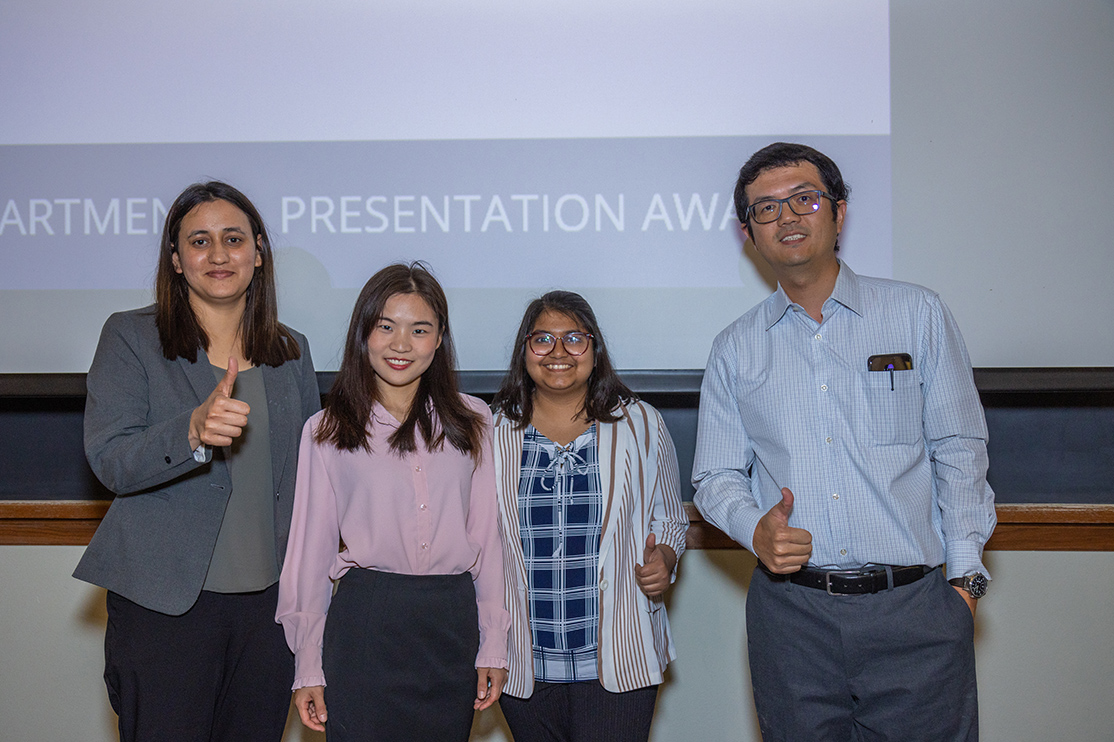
[752,182,823,201]
[184,226,248,239]
[379,315,436,327]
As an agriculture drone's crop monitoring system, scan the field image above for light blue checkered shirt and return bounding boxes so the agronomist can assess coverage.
[693,262,996,579]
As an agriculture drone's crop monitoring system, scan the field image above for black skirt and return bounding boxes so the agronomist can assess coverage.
[322,569,480,741]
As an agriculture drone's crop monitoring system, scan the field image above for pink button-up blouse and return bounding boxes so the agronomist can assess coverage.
[276,395,510,689]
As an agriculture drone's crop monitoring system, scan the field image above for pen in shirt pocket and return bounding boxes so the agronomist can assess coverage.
[867,353,913,391]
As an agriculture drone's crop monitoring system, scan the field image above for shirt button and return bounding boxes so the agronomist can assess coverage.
[825,436,833,444]
[415,465,422,472]
[832,493,840,500]
[599,579,609,592]
[419,503,428,510]
[814,333,822,340]
[421,542,428,550]
[840,549,847,556]
[820,384,828,391]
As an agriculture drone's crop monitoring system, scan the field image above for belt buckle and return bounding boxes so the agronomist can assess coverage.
[824,569,868,596]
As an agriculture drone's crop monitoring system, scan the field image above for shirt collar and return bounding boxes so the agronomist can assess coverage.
[828,260,863,317]
[370,400,401,429]
[763,260,863,330]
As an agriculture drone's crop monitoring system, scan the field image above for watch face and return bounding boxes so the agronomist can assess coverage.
[968,573,989,599]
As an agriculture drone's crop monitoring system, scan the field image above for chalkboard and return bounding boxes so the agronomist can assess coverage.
[2,369,1112,505]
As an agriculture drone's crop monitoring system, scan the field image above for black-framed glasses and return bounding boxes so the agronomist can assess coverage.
[746,190,835,224]
[526,331,594,357]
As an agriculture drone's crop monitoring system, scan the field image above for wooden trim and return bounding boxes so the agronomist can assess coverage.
[680,502,1114,553]
[3,500,1113,550]
[0,500,111,546]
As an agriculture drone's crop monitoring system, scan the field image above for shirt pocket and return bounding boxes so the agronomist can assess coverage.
[862,369,923,446]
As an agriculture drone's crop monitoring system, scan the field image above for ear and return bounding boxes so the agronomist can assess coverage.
[834,200,847,236]
[739,221,752,245]
[171,249,183,274]
[254,234,263,268]
[435,328,444,351]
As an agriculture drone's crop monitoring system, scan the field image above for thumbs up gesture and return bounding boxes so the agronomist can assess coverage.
[635,532,677,598]
[188,357,251,450]
[752,487,813,574]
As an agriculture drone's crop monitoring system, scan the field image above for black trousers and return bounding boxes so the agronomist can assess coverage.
[321,569,480,742]
[746,566,978,742]
[499,680,659,742]
[104,584,292,742]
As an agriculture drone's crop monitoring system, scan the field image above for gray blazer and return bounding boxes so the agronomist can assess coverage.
[73,306,321,616]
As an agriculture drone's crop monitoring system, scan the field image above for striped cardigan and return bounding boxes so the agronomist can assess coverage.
[493,400,688,697]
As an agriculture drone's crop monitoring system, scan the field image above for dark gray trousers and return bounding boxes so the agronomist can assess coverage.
[104,584,292,742]
[746,566,978,742]
[500,680,658,742]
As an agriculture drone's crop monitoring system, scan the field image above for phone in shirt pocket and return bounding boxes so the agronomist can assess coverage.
[864,353,922,445]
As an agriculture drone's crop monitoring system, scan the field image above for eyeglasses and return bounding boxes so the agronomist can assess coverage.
[746,190,835,224]
[526,331,593,357]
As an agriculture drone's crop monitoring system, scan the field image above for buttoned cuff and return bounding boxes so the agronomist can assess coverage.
[945,539,991,581]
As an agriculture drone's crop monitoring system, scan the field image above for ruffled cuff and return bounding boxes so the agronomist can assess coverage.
[291,644,326,691]
[475,655,509,671]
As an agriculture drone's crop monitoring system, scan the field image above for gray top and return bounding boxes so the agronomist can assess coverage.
[203,364,277,593]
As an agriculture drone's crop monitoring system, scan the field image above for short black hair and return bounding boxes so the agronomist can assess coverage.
[734,142,851,250]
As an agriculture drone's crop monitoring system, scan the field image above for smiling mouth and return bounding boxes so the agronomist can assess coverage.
[385,358,413,370]
[543,362,574,371]
[779,233,806,244]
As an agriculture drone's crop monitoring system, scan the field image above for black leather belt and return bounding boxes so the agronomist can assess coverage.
[761,564,937,595]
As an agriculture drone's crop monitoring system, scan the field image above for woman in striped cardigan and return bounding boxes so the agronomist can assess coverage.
[491,290,688,742]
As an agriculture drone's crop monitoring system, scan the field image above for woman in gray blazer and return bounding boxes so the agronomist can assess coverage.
[73,181,321,742]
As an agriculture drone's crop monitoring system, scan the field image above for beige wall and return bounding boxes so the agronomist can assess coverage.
[3,546,1113,742]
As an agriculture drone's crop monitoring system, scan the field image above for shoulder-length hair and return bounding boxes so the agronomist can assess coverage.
[315,262,483,459]
[492,290,635,426]
[154,181,300,365]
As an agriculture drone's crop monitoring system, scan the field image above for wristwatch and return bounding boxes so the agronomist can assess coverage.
[948,573,989,599]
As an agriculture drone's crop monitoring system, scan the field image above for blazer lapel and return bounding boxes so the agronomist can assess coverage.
[596,417,620,569]
[180,347,217,407]
[262,363,293,489]
[494,418,529,585]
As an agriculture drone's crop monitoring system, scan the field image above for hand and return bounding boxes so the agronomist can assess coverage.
[188,357,250,450]
[635,533,677,598]
[953,585,978,618]
[751,487,813,574]
[293,685,327,732]
[474,667,508,710]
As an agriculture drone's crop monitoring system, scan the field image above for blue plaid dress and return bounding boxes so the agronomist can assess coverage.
[517,424,604,683]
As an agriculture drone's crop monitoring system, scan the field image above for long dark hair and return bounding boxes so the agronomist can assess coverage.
[315,262,483,459]
[154,181,300,365]
[492,290,635,426]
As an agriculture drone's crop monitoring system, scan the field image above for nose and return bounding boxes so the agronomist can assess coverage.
[389,333,411,352]
[776,200,800,225]
[208,243,230,263]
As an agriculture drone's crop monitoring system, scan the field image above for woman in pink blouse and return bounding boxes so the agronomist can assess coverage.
[276,263,509,740]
